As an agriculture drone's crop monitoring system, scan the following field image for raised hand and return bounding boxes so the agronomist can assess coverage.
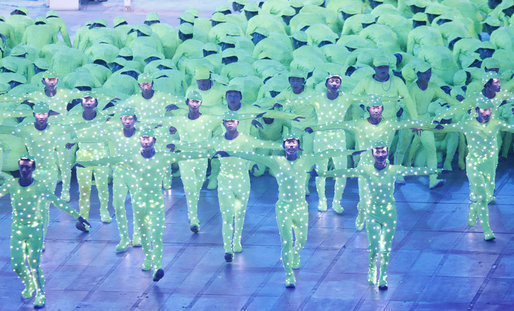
[304,127,313,134]
[252,119,263,129]
[65,143,76,150]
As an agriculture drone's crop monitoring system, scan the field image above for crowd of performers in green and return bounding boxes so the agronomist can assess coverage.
[0,0,512,308]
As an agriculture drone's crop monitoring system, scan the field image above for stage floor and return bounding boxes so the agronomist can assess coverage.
[0,159,513,311]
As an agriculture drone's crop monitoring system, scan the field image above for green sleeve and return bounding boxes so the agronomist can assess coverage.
[78,156,124,167]
[318,168,363,178]
[46,193,79,219]
[396,166,439,176]
[396,81,418,119]
[313,149,358,161]
[309,121,354,132]
[0,125,18,135]
[248,136,282,150]
[228,151,279,171]
[167,151,213,163]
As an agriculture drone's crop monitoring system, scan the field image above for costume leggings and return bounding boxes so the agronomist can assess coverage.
[179,159,208,226]
[366,214,396,283]
[112,167,139,240]
[134,195,165,270]
[218,173,250,253]
[276,200,308,273]
[10,223,44,297]
[467,158,495,232]
[56,146,73,198]
[34,167,58,242]
[396,130,440,184]
[76,165,110,220]
[315,156,347,204]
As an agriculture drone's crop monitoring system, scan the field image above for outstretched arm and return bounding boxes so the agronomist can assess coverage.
[45,193,81,219]
[396,166,439,176]
[220,151,279,171]
[317,167,364,178]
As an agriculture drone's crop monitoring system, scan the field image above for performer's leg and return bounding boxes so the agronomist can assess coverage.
[394,130,413,183]
[332,155,347,213]
[76,167,93,222]
[366,218,380,285]
[501,132,512,159]
[420,131,444,188]
[443,133,459,171]
[218,178,236,260]
[112,170,130,251]
[315,159,329,211]
[25,226,45,307]
[302,132,314,195]
[10,225,35,298]
[458,133,467,170]
[378,218,397,289]
[136,203,153,270]
[291,201,308,269]
[207,158,220,189]
[93,166,111,223]
[405,134,421,167]
[275,202,296,287]
[179,160,207,231]
[56,146,73,201]
[233,177,251,253]
[149,201,165,281]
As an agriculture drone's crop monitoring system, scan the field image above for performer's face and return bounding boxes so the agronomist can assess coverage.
[140,136,155,149]
[477,108,492,122]
[121,115,136,129]
[81,96,97,110]
[223,120,238,132]
[289,77,305,94]
[34,112,49,125]
[139,82,153,92]
[196,78,211,89]
[372,147,388,163]
[486,78,501,92]
[326,77,341,92]
[374,65,389,79]
[226,91,242,106]
[187,99,202,111]
[19,160,35,178]
[43,77,58,88]
[417,69,431,82]
[283,139,299,154]
[368,105,383,119]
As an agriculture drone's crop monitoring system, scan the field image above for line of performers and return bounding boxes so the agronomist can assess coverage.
[0,72,512,309]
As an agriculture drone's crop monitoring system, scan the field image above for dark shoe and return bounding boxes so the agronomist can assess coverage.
[153,269,164,282]
[190,224,199,233]
[224,252,233,262]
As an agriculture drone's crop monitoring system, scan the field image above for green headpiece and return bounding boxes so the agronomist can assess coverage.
[42,71,57,79]
[33,102,50,113]
[120,107,137,117]
[19,154,35,167]
[35,16,46,24]
[223,110,239,121]
[46,10,59,18]
[180,11,195,23]
[481,71,500,85]
[476,96,495,109]
[373,54,393,67]
[178,23,194,35]
[34,58,50,70]
[10,46,26,57]
[365,94,384,108]
[289,68,306,79]
[203,42,218,53]
[412,12,428,22]
[137,73,153,84]
[372,140,388,149]
[281,7,296,17]
[194,67,211,80]
[14,6,28,15]
[187,90,202,101]
[140,127,155,137]
[113,16,127,27]
[414,61,431,73]
[283,132,300,142]
[146,12,160,22]
[244,2,259,12]
[211,12,227,23]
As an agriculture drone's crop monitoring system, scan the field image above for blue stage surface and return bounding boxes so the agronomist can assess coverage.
[0,159,512,311]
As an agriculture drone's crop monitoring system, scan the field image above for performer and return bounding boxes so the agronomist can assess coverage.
[65,95,112,228]
[436,96,514,240]
[0,102,69,247]
[77,128,210,282]
[0,155,88,309]
[173,111,282,262]
[167,90,221,233]
[317,141,440,289]
[217,132,362,287]
[306,95,426,230]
